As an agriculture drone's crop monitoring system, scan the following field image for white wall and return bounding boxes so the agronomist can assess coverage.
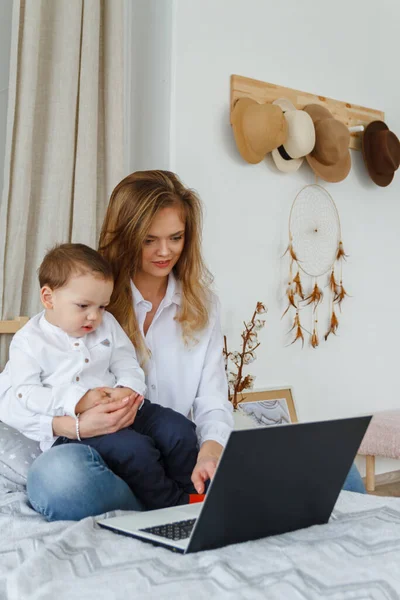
[168,0,400,474]
[0,0,13,199]
[124,0,175,172]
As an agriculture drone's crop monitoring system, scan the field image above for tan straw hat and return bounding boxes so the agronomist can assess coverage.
[231,98,287,164]
[271,98,316,173]
[303,104,351,182]
[362,121,400,187]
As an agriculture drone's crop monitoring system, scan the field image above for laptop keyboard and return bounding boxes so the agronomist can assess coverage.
[139,518,197,541]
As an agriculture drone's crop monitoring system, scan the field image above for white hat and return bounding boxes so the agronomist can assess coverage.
[271,98,316,172]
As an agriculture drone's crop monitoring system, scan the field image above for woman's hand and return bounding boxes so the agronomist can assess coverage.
[79,394,143,437]
[52,393,143,439]
[191,440,224,494]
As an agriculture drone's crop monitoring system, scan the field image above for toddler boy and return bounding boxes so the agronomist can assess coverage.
[0,243,199,509]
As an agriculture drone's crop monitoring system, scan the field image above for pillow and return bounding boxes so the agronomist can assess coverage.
[0,421,41,485]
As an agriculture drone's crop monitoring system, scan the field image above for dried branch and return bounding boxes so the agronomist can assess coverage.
[224,302,267,409]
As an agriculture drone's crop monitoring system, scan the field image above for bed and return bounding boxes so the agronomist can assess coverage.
[1,472,400,600]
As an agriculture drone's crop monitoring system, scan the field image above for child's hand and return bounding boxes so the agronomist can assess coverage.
[75,388,112,414]
[108,387,144,404]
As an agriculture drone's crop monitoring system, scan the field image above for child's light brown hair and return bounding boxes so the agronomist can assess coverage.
[38,243,114,290]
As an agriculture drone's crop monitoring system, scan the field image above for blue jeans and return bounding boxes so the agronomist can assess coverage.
[27,444,143,521]
[27,444,366,521]
[342,462,366,494]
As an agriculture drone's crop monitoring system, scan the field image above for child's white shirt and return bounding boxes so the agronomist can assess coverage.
[0,311,146,450]
[0,273,234,452]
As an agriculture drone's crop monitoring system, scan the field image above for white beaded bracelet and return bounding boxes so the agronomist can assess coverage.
[75,413,82,442]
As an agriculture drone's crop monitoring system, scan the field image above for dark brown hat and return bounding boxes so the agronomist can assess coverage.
[362,121,400,187]
[303,104,351,183]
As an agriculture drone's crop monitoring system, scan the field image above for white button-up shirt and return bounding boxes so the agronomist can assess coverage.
[132,273,233,447]
[0,311,146,450]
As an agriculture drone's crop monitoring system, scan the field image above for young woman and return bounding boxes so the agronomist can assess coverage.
[26,170,365,521]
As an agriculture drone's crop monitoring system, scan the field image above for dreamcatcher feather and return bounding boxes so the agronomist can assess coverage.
[283,184,348,348]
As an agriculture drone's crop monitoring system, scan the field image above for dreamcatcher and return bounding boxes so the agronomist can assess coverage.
[283,184,348,348]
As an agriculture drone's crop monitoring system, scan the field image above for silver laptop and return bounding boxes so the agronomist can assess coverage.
[97,416,371,554]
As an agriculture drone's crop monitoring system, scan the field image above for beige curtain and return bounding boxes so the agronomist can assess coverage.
[0,0,124,367]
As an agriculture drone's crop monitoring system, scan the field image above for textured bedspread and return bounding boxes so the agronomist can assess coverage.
[1,474,400,600]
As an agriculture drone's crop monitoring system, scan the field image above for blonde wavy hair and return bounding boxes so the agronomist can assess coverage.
[98,170,213,362]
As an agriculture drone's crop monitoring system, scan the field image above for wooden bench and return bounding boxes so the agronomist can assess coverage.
[358,410,400,492]
[0,317,29,335]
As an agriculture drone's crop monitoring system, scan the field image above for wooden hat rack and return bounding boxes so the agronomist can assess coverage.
[230,75,384,151]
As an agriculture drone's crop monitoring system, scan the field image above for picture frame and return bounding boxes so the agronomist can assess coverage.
[235,386,298,429]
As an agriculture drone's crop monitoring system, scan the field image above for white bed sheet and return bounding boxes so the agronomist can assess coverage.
[1,475,400,600]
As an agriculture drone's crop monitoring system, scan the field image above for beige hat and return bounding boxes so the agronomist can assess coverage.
[303,104,351,182]
[271,98,316,172]
[231,98,287,164]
